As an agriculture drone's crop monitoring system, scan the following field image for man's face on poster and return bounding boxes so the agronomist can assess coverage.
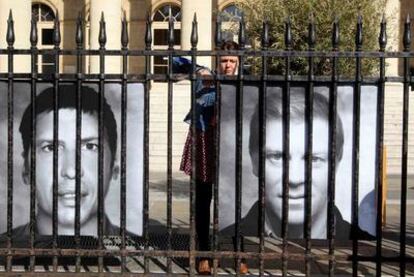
[23,108,117,230]
[263,117,329,225]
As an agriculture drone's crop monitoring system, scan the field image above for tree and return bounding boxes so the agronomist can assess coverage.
[229,0,389,76]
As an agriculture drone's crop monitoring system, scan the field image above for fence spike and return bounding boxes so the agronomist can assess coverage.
[215,14,222,48]
[99,12,107,48]
[121,11,129,49]
[285,16,292,49]
[403,14,411,51]
[379,14,387,51]
[145,12,152,49]
[167,15,174,49]
[191,13,198,49]
[30,17,38,47]
[332,16,339,49]
[238,13,246,49]
[355,14,363,50]
[261,20,269,49]
[76,12,83,47]
[7,10,15,47]
[308,13,316,49]
[53,11,61,47]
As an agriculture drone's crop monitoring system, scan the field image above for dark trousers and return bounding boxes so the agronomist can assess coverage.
[195,180,213,252]
[195,180,245,260]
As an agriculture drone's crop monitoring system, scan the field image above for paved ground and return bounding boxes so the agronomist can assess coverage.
[145,172,414,276]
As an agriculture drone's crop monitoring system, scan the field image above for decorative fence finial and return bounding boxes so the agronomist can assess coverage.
[145,12,152,49]
[379,14,387,51]
[53,11,61,47]
[238,13,246,49]
[30,17,38,47]
[7,10,15,47]
[403,14,411,51]
[121,11,129,49]
[99,12,107,48]
[191,13,198,49]
[76,12,83,47]
[308,13,316,49]
[262,20,269,49]
[167,16,174,49]
[215,15,222,48]
[332,16,339,49]
[285,16,292,49]
[355,15,363,50]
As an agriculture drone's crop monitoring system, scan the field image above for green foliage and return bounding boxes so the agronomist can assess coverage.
[231,0,388,76]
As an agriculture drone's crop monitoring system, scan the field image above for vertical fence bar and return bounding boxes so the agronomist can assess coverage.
[352,15,363,277]
[400,14,411,277]
[29,16,38,272]
[327,16,339,277]
[212,15,222,277]
[304,14,316,277]
[234,15,246,276]
[52,12,61,271]
[74,13,83,272]
[258,19,269,277]
[6,10,15,272]
[166,15,174,274]
[120,11,129,273]
[189,13,198,277]
[97,12,106,272]
[375,15,387,277]
[282,17,292,277]
[143,13,152,274]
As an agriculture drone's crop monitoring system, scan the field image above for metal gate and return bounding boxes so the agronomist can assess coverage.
[0,9,413,276]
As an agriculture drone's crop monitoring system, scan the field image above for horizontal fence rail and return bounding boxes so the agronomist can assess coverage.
[0,9,412,277]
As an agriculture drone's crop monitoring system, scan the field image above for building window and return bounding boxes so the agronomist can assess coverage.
[153,4,181,22]
[220,4,242,22]
[152,4,181,75]
[32,3,55,22]
[220,4,248,45]
[32,3,56,74]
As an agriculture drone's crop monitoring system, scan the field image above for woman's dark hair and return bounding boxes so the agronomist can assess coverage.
[221,40,239,50]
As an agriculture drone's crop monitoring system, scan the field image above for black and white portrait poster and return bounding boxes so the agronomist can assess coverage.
[0,82,143,237]
[219,83,377,239]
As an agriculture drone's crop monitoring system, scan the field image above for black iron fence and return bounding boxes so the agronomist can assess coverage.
[0,9,413,276]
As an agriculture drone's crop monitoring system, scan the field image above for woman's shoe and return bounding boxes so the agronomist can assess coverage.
[197,259,211,275]
[239,261,248,274]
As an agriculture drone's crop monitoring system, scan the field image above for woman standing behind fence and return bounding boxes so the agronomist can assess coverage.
[178,41,248,275]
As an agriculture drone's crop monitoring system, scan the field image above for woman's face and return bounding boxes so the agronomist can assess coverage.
[219,56,239,75]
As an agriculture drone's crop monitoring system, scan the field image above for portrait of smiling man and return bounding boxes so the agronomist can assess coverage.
[15,85,120,237]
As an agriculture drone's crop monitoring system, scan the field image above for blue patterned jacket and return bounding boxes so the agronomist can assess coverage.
[173,57,216,131]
